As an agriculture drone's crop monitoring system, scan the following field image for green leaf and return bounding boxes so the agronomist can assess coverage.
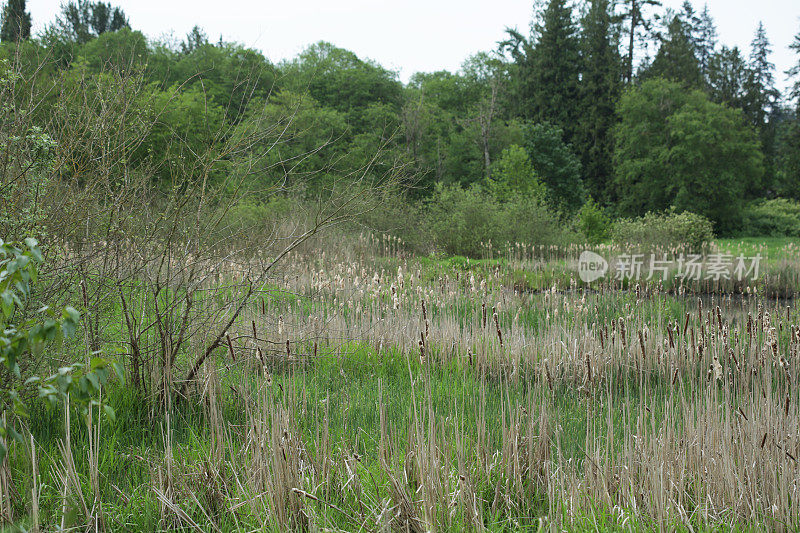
[103,404,116,423]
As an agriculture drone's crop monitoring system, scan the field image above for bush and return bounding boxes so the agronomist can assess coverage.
[741,198,800,237]
[611,211,715,252]
[577,199,610,244]
[424,183,568,257]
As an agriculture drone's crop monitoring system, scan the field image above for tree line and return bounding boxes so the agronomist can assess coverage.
[1,0,800,236]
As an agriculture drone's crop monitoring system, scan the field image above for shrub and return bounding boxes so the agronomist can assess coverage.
[424,183,568,257]
[577,199,610,244]
[611,211,715,252]
[741,198,800,237]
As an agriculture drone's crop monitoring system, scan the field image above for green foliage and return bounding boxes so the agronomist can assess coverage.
[523,122,586,214]
[740,198,800,237]
[644,15,702,88]
[148,41,276,122]
[282,41,403,124]
[707,46,748,109]
[0,238,122,461]
[775,115,800,199]
[52,0,128,45]
[525,0,581,141]
[577,198,610,244]
[614,79,763,234]
[577,0,620,203]
[0,0,31,42]
[489,144,544,202]
[78,27,148,72]
[135,83,227,182]
[0,58,57,240]
[424,183,567,257]
[611,210,715,251]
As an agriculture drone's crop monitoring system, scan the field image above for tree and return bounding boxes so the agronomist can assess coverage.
[457,52,507,180]
[181,25,208,54]
[490,144,545,202]
[577,0,621,203]
[775,27,800,199]
[694,4,717,81]
[614,79,763,233]
[743,22,780,193]
[789,27,800,110]
[523,122,586,213]
[707,46,747,109]
[149,40,277,123]
[0,0,31,42]
[646,15,702,88]
[53,0,128,45]
[617,0,662,84]
[282,41,403,122]
[744,22,779,129]
[515,0,581,142]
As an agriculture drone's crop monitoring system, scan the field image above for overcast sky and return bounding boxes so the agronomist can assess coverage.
[25,0,800,93]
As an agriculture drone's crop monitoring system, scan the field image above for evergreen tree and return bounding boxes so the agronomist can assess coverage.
[577,0,621,203]
[54,0,128,45]
[744,22,779,128]
[0,0,31,42]
[707,46,747,109]
[527,0,581,142]
[694,4,717,81]
[646,15,702,88]
[790,28,800,111]
[618,0,662,84]
[744,22,780,194]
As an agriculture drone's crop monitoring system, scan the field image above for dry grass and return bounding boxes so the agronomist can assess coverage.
[5,233,800,531]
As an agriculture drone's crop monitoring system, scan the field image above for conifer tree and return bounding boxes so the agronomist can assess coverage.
[618,0,662,84]
[527,0,581,141]
[577,0,621,202]
[0,0,31,42]
[646,15,702,88]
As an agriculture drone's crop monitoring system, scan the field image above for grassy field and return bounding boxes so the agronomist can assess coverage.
[3,236,800,531]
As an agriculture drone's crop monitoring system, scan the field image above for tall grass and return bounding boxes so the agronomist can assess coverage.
[3,232,798,531]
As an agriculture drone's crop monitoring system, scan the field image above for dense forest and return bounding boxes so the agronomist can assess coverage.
[2,0,800,250]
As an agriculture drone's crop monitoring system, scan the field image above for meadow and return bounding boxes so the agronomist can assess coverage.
[3,233,798,531]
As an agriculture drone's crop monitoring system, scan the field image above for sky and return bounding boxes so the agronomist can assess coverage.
[24,0,800,93]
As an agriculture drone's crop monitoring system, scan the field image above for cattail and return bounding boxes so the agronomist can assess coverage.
[639,330,646,362]
[252,320,258,340]
[585,351,592,383]
[761,432,768,448]
[493,311,503,347]
[545,364,553,391]
[419,339,425,364]
[286,339,291,358]
[683,313,690,336]
[482,303,487,329]
[667,324,675,349]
